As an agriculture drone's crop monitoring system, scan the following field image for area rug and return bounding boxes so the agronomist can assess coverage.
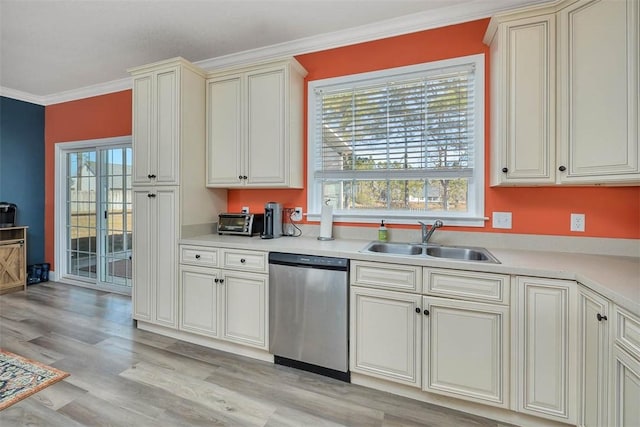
[0,349,69,410]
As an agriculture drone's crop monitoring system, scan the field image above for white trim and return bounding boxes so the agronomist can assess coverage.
[54,136,132,290]
[0,86,46,105]
[43,77,131,106]
[1,0,551,105]
[306,54,485,226]
[306,214,488,228]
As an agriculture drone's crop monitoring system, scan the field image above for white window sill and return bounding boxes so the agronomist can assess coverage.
[306,213,488,227]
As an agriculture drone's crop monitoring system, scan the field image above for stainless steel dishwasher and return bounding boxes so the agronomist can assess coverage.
[269,252,349,382]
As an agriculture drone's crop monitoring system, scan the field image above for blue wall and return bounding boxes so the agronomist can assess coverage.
[0,96,45,265]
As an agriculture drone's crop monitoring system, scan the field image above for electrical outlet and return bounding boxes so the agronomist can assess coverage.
[571,213,585,232]
[241,206,249,214]
[291,207,303,222]
[492,212,512,229]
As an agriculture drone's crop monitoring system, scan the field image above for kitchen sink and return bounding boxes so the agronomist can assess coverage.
[425,246,499,263]
[361,241,499,263]
[364,242,424,255]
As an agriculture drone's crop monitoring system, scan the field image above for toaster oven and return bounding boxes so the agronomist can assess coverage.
[217,213,264,236]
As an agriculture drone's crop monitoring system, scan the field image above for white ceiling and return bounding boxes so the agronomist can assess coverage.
[0,0,550,105]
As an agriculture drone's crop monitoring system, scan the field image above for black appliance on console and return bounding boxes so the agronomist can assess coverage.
[0,203,17,228]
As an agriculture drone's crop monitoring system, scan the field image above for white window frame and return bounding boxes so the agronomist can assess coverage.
[307,54,486,227]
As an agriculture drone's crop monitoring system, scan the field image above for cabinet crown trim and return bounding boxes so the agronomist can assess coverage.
[128,56,206,77]
[205,57,308,79]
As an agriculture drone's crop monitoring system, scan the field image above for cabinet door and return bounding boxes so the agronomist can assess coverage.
[180,266,220,337]
[132,188,155,320]
[350,287,422,387]
[611,346,640,427]
[155,67,180,185]
[578,287,610,427]
[154,188,178,327]
[220,270,268,349]
[515,276,578,424]
[132,187,178,327]
[0,240,25,292]
[132,74,154,185]
[490,14,556,185]
[558,0,640,183]
[423,296,509,408]
[245,66,288,186]
[206,75,244,187]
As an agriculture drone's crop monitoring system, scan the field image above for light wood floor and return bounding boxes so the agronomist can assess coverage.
[0,282,515,426]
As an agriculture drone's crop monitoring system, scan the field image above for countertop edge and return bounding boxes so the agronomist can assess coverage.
[179,234,640,316]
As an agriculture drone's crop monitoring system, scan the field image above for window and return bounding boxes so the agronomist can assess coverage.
[307,54,484,226]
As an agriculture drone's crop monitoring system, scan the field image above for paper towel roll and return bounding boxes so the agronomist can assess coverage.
[318,204,333,240]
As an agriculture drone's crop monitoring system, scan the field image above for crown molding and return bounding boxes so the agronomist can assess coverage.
[1,0,551,105]
[40,77,132,106]
[0,87,46,105]
[195,0,551,71]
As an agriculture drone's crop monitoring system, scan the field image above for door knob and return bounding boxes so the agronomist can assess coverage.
[423,309,430,316]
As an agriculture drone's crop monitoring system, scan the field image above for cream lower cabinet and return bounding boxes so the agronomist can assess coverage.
[514,276,578,424]
[220,269,267,348]
[178,245,268,350]
[423,296,509,408]
[350,286,422,387]
[610,306,640,426]
[132,187,178,328]
[577,286,611,427]
[180,265,221,337]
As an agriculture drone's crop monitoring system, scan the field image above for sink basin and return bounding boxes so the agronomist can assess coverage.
[361,241,499,263]
[425,246,499,263]
[364,242,424,255]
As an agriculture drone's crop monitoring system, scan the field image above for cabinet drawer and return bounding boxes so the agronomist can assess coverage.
[614,306,640,358]
[222,249,267,273]
[424,268,509,304]
[179,245,218,267]
[350,261,422,292]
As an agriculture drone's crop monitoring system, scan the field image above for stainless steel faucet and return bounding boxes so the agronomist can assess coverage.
[418,219,443,244]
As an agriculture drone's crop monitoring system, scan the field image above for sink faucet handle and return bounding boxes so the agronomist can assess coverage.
[433,219,444,228]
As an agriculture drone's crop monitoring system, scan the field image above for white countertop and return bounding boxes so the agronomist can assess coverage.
[180,234,640,315]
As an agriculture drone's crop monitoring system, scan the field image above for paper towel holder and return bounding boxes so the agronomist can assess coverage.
[317,199,335,241]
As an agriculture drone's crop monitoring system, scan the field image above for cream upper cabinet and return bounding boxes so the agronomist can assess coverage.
[130,58,206,186]
[557,0,639,184]
[513,276,578,424]
[486,13,556,185]
[485,0,639,186]
[206,58,307,188]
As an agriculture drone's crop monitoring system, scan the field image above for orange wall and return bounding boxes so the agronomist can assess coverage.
[227,19,640,239]
[44,90,132,268]
[43,20,640,269]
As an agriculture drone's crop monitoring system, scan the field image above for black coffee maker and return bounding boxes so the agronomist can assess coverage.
[261,202,283,239]
[0,202,17,228]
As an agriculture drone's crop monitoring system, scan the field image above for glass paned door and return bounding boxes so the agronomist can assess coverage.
[67,150,97,279]
[64,145,132,290]
[100,147,132,286]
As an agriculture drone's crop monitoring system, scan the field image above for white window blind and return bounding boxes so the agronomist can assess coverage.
[307,55,484,225]
[314,64,475,181]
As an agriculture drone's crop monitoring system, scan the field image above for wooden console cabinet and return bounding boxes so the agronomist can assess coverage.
[0,226,27,294]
